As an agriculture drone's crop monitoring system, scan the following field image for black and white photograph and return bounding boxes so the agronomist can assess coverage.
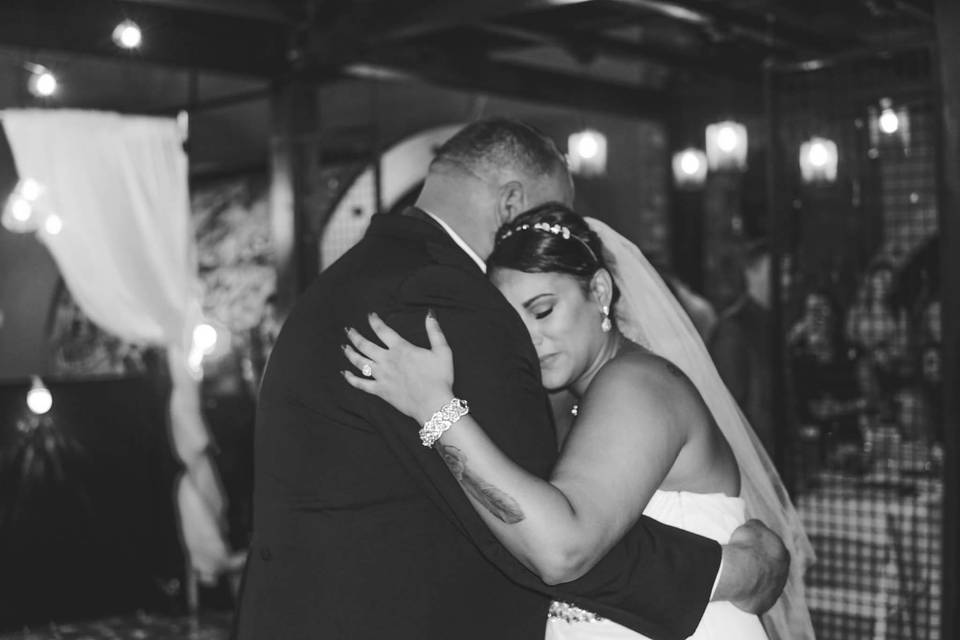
[0,1,956,639]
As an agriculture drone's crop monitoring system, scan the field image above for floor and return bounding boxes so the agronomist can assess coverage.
[0,612,233,640]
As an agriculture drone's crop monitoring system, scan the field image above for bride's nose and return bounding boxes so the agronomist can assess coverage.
[529,327,544,347]
[523,319,544,347]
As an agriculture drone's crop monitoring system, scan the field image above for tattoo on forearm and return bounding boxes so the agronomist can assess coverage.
[436,445,526,524]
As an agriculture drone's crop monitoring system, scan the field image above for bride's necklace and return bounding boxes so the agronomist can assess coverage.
[570,332,627,419]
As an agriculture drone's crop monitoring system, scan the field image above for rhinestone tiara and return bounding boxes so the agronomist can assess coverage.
[498,221,599,262]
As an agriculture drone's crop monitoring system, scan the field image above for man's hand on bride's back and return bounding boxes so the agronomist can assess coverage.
[712,519,789,615]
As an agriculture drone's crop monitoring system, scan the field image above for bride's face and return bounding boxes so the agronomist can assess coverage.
[491,267,607,391]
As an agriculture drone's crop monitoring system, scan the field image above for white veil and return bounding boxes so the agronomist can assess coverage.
[586,218,815,640]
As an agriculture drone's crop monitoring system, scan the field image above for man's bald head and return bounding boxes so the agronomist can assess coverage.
[429,117,570,189]
[416,118,574,260]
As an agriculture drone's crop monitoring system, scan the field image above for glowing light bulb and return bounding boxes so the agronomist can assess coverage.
[879,108,899,135]
[28,70,57,97]
[808,142,829,168]
[112,20,142,49]
[26,376,52,415]
[717,126,738,152]
[18,178,43,201]
[193,323,218,354]
[44,214,62,235]
[576,133,599,160]
[680,150,702,175]
[10,197,32,222]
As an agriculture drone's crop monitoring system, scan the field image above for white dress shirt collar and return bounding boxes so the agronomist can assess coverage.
[420,209,487,273]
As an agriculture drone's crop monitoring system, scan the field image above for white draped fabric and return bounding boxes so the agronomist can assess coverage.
[2,109,232,581]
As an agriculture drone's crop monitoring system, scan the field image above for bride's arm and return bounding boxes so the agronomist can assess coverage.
[343,313,690,584]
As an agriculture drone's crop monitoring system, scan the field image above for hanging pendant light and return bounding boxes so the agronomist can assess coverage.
[672,148,707,189]
[567,129,607,177]
[705,120,747,171]
[799,137,838,184]
[869,97,911,152]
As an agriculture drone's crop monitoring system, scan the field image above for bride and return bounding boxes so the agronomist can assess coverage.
[342,203,813,640]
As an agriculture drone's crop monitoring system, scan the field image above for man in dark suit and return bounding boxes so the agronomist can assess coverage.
[709,240,775,455]
[234,119,787,640]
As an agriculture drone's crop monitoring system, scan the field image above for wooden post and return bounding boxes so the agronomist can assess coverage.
[764,62,790,480]
[269,77,320,314]
[934,0,960,637]
[666,111,706,291]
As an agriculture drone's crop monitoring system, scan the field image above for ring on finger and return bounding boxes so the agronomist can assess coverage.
[361,363,374,378]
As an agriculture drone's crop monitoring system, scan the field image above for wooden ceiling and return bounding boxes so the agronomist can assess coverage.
[0,0,936,118]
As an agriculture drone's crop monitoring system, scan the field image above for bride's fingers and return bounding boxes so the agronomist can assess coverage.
[344,326,386,359]
[341,369,377,394]
[424,310,450,351]
[367,313,405,349]
[342,343,374,371]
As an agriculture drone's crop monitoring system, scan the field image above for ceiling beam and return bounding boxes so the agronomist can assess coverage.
[604,0,853,54]
[475,23,760,80]
[0,0,289,78]
[380,0,594,42]
[337,47,672,119]
[117,0,296,23]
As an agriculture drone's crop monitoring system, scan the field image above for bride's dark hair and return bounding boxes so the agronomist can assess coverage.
[488,202,620,307]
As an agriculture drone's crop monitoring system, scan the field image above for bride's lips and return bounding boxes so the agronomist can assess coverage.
[538,353,558,367]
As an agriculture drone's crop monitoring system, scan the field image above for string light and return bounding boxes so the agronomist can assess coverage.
[2,179,49,233]
[11,197,32,222]
[44,214,63,235]
[27,66,57,98]
[26,376,53,415]
[112,19,143,49]
[2,196,36,233]
[193,323,218,355]
[18,178,43,202]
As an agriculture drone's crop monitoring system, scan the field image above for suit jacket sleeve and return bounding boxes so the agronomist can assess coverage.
[351,264,720,640]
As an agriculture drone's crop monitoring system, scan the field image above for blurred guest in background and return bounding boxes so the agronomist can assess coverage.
[653,262,718,339]
[247,293,284,391]
[709,240,774,455]
[845,261,911,422]
[918,341,943,443]
[788,289,865,470]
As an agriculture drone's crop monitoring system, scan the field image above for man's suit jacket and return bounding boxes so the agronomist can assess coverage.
[233,209,721,640]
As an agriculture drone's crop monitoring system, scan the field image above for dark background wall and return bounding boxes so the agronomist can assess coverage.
[0,129,60,382]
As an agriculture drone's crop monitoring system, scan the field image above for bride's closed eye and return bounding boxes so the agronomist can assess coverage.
[533,306,554,320]
[523,293,556,320]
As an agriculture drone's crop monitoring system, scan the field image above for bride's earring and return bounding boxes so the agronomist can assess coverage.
[600,305,612,333]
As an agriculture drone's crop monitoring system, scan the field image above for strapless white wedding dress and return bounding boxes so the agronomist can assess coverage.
[545,490,768,640]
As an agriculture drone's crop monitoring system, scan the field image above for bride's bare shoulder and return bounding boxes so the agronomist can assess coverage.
[590,345,699,405]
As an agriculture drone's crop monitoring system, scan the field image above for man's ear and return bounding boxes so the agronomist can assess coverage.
[497,180,526,226]
[590,268,614,308]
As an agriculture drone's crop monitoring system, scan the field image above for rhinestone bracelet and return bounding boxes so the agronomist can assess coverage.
[419,398,469,447]
[548,601,605,623]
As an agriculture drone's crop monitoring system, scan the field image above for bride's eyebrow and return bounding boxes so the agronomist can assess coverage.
[522,293,554,309]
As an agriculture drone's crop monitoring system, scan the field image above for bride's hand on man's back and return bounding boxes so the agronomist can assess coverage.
[342,311,456,424]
